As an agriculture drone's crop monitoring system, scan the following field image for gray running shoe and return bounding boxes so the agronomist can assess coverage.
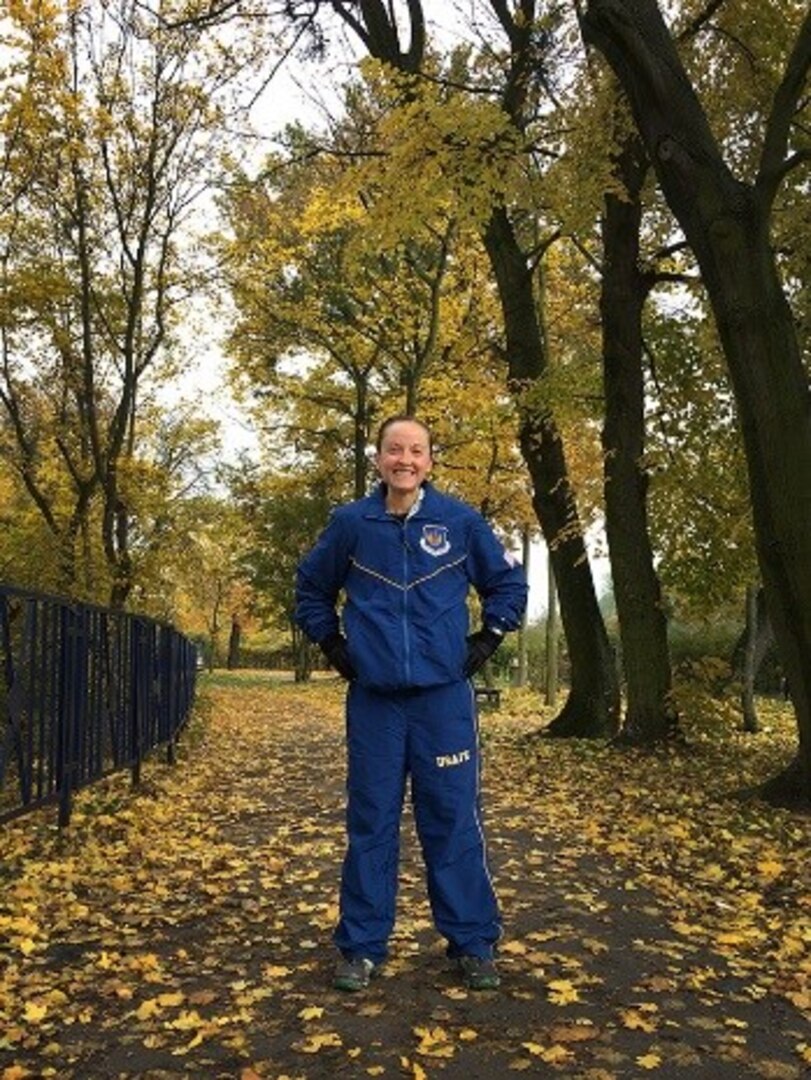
[333,955,375,991]
[457,955,500,991]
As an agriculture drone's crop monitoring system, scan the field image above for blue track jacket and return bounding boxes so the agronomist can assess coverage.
[295,483,528,692]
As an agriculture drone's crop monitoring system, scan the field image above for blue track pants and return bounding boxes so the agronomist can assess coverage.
[334,680,500,964]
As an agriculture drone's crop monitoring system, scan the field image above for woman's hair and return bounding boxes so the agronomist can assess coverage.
[375,415,434,454]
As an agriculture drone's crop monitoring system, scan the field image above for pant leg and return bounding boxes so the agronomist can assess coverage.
[408,681,501,959]
[333,683,407,963]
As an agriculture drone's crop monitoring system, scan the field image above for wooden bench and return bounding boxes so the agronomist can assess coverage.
[474,686,501,709]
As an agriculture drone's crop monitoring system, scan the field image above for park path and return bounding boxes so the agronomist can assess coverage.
[1,676,810,1079]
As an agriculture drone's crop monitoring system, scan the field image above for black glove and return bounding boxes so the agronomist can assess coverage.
[320,632,356,681]
[463,627,502,679]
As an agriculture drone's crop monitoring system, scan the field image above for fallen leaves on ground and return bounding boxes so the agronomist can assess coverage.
[0,672,809,1078]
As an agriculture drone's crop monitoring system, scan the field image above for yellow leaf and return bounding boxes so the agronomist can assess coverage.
[459,1028,478,1041]
[23,1001,48,1024]
[168,1009,205,1031]
[547,979,580,1005]
[298,1006,325,1021]
[542,1045,574,1064]
[134,998,161,1021]
[297,1032,342,1053]
[413,1026,455,1058]
[366,1069,385,1077]
[157,991,185,1007]
[521,1042,546,1056]
[636,1053,662,1070]
[619,1009,657,1033]
[263,964,292,979]
[671,921,704,937]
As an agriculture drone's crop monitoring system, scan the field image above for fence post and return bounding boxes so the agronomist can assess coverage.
[57,605,77,827]
[130,618,141,788]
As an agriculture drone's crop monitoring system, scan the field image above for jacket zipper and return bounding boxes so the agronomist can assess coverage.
[401,518,411,684]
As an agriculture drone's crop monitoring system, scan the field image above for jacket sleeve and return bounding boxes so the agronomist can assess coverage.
[466,515,528,632]
[295,510,354,645]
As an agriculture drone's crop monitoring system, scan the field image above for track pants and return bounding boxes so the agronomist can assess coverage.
[334,680,500,964]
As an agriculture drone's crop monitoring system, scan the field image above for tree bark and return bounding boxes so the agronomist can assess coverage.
[291,620,313,683]
[516,525,531,687]
[600,130,678,743]
[227,614,241,670]
[582,0,811,802]
[741,585,761,734]
[545,551,559,708]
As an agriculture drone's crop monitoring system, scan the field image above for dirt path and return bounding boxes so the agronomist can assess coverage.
[1,678,810,1079]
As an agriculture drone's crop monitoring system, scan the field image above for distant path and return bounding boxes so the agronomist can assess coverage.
[1,676,809,1078]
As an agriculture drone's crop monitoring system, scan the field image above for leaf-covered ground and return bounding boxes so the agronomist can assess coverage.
[1,673,810,1079]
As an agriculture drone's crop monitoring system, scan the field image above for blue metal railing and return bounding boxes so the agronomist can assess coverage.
[0,582,197,827]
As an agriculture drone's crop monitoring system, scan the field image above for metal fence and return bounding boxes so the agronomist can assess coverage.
[0,583,197,827]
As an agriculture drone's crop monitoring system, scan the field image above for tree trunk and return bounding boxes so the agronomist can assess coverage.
[291,620,312,683]
[741,585,761,734]
[353,377,370,499]
[545,551,559,708]
[733,584,777,733]
[601,130,678,743]
[582,0,811,802]
[484,208,620,737]
[516,525,531,687]
[227,614,241,670]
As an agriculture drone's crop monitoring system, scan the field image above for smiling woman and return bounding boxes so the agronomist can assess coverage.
[295,412,528,991]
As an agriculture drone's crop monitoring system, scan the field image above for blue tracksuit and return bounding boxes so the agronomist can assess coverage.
[295,482,527,962]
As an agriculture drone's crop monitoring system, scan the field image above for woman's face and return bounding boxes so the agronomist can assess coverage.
[376,420,433,499]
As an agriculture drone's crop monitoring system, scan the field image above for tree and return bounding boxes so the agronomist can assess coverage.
[284,0,621,737]
[221,100,534,530]
[581,0,811,803]
[0,0,266,607]
[597,119,679,743]
[230,468,332,681]
[220,127,478,500]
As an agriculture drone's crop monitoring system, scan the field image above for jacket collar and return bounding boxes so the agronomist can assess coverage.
[366,481,435,519]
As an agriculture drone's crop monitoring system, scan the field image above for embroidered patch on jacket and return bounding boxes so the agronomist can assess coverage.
[419,524,451,557]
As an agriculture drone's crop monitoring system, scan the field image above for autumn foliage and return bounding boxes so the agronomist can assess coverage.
[1,674,809,1078]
